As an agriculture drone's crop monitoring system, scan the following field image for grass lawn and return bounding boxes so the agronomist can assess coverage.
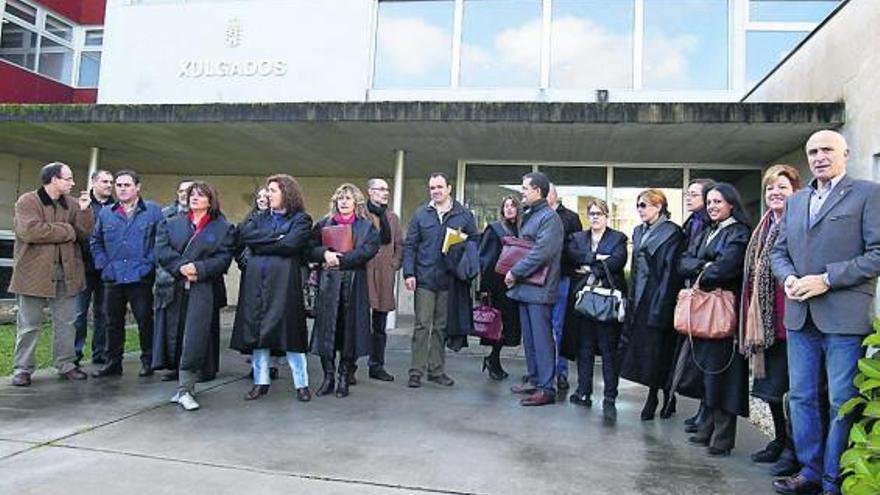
[0,324,141,376]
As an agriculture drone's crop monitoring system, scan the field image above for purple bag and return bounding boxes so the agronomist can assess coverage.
[472,294,503,342]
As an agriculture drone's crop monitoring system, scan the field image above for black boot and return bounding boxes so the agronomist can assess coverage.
[335,372,350,398]
[483,354,507,381]
[659,390,676,419]
[685,402,706,426]
[316,357,335,397]
[641,388,659,421]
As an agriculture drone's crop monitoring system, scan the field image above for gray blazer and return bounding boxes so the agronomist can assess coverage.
[507,199,564,305]
[770,175,880,335]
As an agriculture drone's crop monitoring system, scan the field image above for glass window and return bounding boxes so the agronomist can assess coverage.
[750,1,840,23]
[746,31,807,87]
[460,0,542,87]
[4,0,37,25]
[611,167,683,236]
[550,0,634,89]
[38,37,73,84]
[374,0,454,88]
[464,164,532,230]
[0,21,38,70]
[689,169,763,224]
[643,0,728,90]
[44,15,72,42]
[78,51,101,87]
[84,29,104,47]
[538,165,606,227]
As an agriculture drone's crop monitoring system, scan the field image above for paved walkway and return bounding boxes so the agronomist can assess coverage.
[0,328,777,495]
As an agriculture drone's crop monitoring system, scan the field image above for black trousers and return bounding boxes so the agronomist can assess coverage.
[576,321,620,401]
[369,310,389,369]
[105,281,154,367]
[694,407,738,451]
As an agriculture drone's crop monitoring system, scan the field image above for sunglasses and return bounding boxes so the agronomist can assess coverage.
[636,202,651,209]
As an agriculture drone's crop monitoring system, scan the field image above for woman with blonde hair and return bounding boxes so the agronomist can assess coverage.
[309,183,380,398]
[620,189,685,421]
[742,165,801,469]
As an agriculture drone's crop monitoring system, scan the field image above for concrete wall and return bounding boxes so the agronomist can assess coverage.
[745,0,880,180]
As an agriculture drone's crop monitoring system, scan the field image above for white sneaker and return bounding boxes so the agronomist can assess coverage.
[177,392,200,411]
[169,391,181,404]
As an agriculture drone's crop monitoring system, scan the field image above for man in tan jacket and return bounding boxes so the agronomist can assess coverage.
[10,162,94,386]
[365,178,403,381]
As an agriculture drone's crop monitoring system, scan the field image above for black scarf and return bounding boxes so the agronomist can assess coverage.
[368,201,392,245]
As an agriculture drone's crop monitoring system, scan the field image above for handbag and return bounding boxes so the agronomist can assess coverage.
[493,236,548,286]
[673,272,737,340]
[471,293,503,342]
[321,224,354,253]
[573,260,626,323]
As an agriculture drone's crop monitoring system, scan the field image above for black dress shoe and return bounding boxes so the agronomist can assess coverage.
[569,393,592,408]
[161,371,179,382]
[688,436,710,446]
[138,364,153,377]
[684,423,700,434]
[11,372,31,387]
[769,449,800,477]
[407,374,421,388]
[369,367,395,382]
[753,439,784,463]
[296,387,311,402]
[557,374,569,390]
[269,367,279,380]
[602,399,617,422]
[244,384,269,400]
[772,474,822,495]
[92,365,123,377]
[707,446,731,457]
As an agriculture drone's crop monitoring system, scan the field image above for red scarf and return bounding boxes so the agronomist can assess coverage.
[332,212,356,225]
[189,211,211,235]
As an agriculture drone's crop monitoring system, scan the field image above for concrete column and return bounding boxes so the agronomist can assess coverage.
[388,149,405,330]
[87,147,100,179]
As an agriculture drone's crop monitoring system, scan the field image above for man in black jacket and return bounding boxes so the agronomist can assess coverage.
[547,184,583,390]
[73,169,114,366]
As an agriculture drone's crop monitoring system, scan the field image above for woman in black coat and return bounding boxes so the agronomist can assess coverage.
[477,194,521,380]
[619,189,684,421]
[561,199,627,418]
[155,181,234,411]
[677,182,751,457]
[231,174,313,402]
[309,183,379,398]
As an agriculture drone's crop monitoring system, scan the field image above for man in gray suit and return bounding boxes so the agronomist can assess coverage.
[770,130,880,495]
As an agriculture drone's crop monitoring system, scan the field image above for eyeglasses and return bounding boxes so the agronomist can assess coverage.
[370,187,390,192]
[636,202,650,209]
[588,211,605,217]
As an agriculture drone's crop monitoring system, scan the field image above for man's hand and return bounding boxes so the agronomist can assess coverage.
[78,190,90,211]
[791,274,830,301]
[405,277,417,291]
[324,250,341,268]
[783,275,799,300]
[180,263,198,282]
[596,254,609,261]
[504,271,516,288]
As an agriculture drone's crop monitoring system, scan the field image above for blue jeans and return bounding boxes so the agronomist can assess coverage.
[551,276,571,377]
[520,303,556,393]
[787,318,863,492]
[252,349,309,389]
[74,272,107,363]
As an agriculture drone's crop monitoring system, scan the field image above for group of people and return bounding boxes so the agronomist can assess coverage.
[7,128,877,495]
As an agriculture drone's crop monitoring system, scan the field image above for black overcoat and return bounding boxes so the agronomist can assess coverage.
[619,220,685,389]
[308,216,379,359]
[152,214,234,374]
[478,221,521,347]
[560,228,628,361]
[230,210,313,353]
[677,220,751,417]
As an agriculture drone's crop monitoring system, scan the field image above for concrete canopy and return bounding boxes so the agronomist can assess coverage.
[0,102,844,176]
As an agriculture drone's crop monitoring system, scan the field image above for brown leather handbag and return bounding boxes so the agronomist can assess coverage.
[674,272,737,340]
[321,224,354,253]
[494,236,548,286]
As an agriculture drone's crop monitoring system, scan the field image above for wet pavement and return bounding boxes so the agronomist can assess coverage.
[0,328,777,495]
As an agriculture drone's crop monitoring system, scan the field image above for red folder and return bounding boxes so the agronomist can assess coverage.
[321,224,354,253]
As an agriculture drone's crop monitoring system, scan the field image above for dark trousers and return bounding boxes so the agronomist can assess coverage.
[519,303,556,393]
[74,271,107,363]
[105,281,154,368]
[694,407,737,451]
[369,310,388,369]
[576,322,620,401]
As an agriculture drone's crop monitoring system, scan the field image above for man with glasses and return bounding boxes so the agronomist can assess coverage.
[403,173,478,388]
[10,162,94,386]
[365,178,404,381]
[91,170,164,378]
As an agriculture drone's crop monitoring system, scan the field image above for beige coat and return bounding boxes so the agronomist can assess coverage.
[9,188,94,298]
[366,208,403,311]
